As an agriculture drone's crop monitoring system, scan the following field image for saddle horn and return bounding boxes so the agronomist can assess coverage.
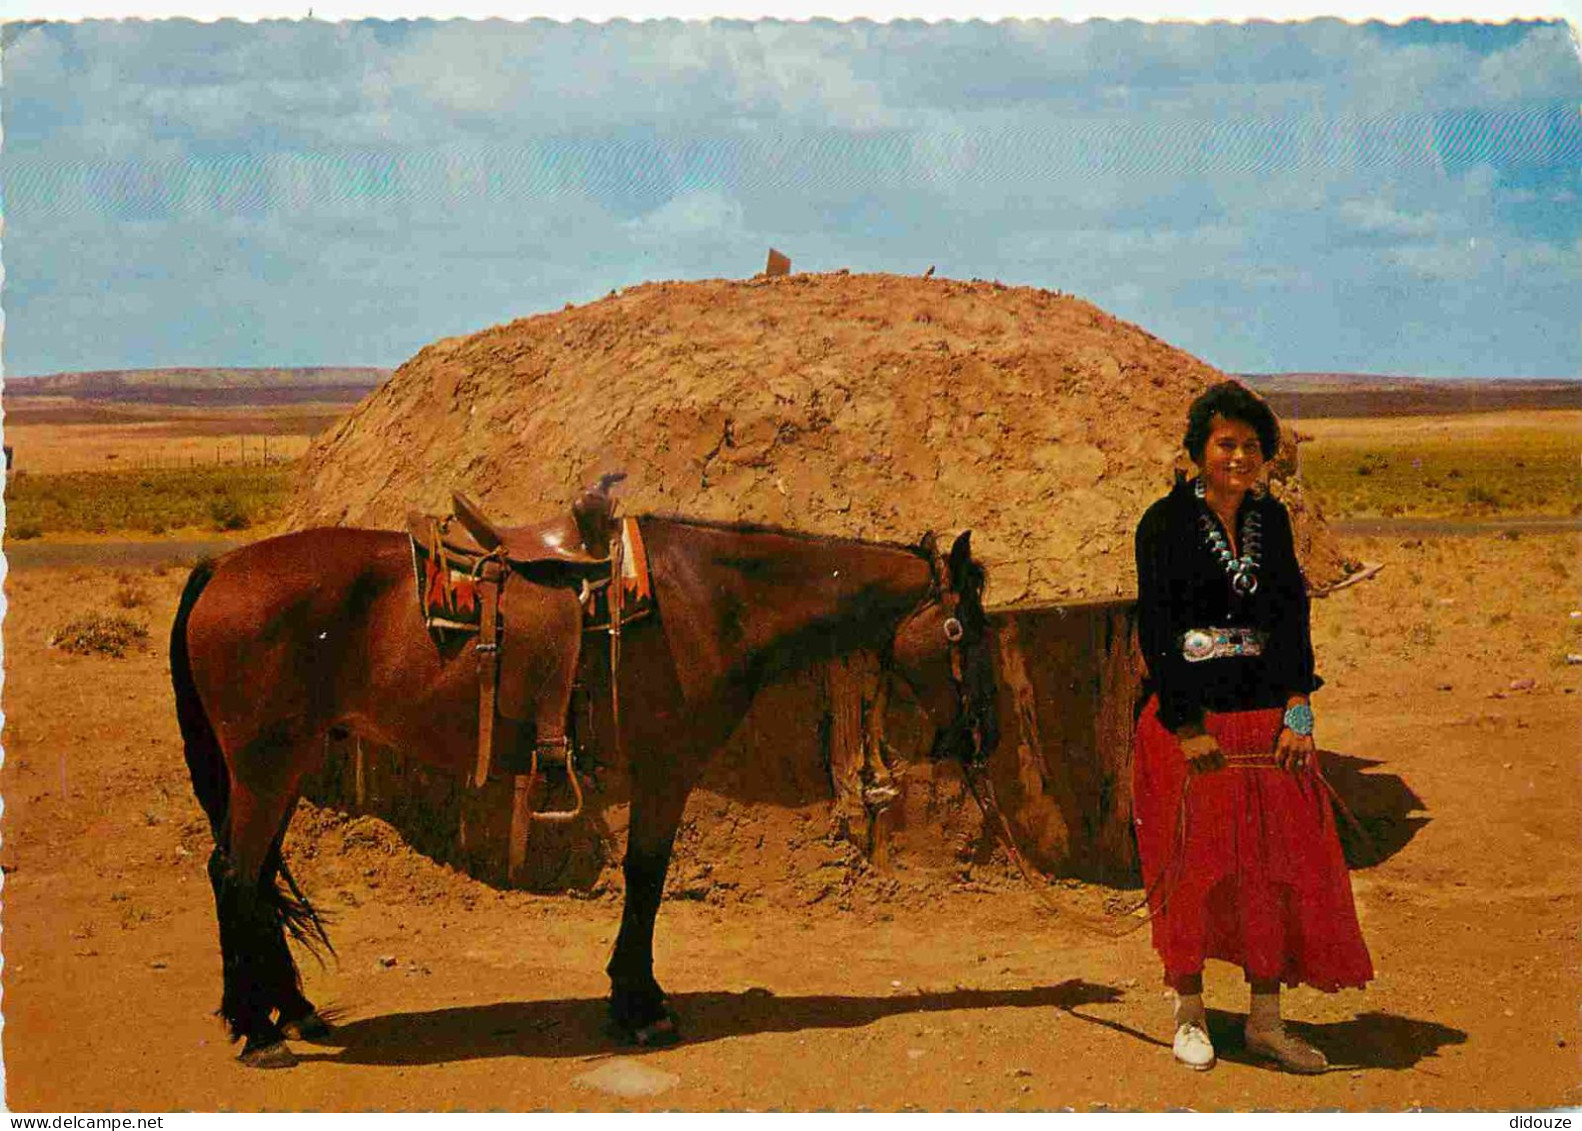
[573,471,627,559]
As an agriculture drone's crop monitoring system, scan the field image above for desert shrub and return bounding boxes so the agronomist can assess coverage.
[49,613,150,658]
[208,492,250,531]
[8,519,44,540]
[1463,485,1500,509]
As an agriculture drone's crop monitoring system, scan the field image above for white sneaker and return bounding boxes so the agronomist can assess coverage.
[1245,1024,1328,1074]
[1173,1019,1217,1071]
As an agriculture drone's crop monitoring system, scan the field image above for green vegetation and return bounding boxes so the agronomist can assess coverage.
[1294,427,1581,519]
[5,464,294,538]
[49,613,150,658]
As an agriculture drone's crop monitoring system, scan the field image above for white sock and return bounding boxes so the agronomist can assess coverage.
[1174,991,1206,1027]
[1247,991,1282,1034]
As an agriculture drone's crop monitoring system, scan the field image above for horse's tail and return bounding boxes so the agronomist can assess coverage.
[171,557,228,841]
[171,555,335,973]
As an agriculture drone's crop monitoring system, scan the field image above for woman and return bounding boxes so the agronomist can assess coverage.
[1132,381,1372,1074]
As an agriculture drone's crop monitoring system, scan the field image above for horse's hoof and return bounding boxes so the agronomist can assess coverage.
[280,1012,333,1042]
[238,1041,299,1070]
[630,1014,681,1048]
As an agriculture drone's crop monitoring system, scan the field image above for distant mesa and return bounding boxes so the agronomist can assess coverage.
[1241,372,1581,418]
[3,366,390,406]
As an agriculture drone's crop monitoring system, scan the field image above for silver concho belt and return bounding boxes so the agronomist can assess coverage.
[1180,627,1266,662]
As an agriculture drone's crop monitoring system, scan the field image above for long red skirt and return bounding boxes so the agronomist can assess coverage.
[1132,696,1374,990]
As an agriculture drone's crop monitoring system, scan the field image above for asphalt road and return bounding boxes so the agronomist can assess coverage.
[2,537,242,571]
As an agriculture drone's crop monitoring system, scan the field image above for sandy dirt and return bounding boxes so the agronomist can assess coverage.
[2,528,1577,1112]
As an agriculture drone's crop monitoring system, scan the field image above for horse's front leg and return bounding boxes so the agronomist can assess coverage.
[606,767,692,1045]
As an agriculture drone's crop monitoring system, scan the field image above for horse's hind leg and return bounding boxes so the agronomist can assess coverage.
[258,818,334,1042]
[212,767,324,1068]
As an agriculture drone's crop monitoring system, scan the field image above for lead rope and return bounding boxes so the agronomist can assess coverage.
[960,754,1212,939]
[963,749,1374,937]
[960,759,1189,938]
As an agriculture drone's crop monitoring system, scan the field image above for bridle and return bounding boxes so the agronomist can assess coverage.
[889,535,991,767]
[895,537,1158,935]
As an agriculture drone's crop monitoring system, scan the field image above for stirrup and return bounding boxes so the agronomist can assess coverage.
[525,741,583,823]
[535,737,571,770]
[862,782,901,810]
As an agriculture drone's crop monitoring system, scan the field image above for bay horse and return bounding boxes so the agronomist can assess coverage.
[170,513,999,1068]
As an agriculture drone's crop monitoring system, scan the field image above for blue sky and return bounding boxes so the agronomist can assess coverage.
[2,17,1578,378]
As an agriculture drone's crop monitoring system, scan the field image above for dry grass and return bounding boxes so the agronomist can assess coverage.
[47,612,151,658]
[1292,411,1582,518]
[4,464,294,538]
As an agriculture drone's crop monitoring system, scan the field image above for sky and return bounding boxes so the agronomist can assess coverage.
[1,15,1578,379]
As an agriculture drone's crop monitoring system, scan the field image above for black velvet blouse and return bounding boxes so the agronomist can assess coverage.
[1134,475,1321,732]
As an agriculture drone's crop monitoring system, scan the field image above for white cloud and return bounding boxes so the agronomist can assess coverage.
[626,186,745,239]
[1338,198,1446,239]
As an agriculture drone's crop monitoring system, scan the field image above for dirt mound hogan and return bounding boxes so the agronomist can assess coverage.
[288,272,1349,601]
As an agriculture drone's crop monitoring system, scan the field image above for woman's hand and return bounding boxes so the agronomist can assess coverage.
[1179,731,1225,775]
[1275,727,1316,772]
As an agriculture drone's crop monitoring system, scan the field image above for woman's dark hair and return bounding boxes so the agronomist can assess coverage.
[1183,381,1281,462]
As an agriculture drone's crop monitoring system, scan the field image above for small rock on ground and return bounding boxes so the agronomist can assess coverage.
[573,1058,681,1099]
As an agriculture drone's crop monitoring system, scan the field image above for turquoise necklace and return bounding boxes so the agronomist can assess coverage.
[1194,479,1262,596]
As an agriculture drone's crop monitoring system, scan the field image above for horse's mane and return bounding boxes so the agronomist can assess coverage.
[636,512,933,561]
[634,513,990,621]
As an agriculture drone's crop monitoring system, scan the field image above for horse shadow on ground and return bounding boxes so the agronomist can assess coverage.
[296,983,1464,1074]
[1193,1008,1468,1073]
[295,980,1120,1067]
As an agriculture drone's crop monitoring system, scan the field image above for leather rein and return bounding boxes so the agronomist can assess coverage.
[888,538,985,767]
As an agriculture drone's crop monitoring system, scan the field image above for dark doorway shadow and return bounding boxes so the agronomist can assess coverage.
[1319,750,1429,869]
[1196,1007,1467,1074]
[296,980,1122,1067]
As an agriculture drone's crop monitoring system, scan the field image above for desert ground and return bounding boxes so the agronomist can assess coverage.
[2,400,350,475]
[1,402,1578,1112]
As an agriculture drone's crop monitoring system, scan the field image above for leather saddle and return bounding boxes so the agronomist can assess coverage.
[449,472,624,568]
[405,473,641,851]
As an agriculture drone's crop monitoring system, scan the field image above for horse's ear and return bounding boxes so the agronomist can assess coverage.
[918,531,939,558]
[948,530,973,590]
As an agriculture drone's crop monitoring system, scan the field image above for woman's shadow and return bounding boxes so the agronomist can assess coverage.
[1197,1008,1468,1073]
[1319,749,1429,869]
